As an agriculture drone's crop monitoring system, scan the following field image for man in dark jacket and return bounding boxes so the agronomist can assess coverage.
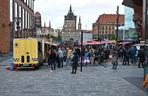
[138,48,145,68]
[48,49,57,71]
[71,51,79,74]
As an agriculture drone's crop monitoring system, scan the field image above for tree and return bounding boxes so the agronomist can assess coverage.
[46,34,60,42]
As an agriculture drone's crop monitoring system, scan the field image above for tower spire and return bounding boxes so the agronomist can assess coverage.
[69,4,72,13]
[44,22,46,27]
[79,16,81,24]
[49,20,51,28]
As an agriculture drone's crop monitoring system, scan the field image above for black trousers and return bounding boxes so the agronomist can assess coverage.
[138,60,144,68]
[51,62,56,70]
[72,62,78,73]
[122,57,129,65]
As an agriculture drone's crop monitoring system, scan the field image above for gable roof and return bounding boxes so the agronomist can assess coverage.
[96,14,124,25]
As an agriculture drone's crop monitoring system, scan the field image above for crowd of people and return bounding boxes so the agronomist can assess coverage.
[47,43,146,73]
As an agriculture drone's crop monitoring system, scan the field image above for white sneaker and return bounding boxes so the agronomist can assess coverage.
[50,70,53,72]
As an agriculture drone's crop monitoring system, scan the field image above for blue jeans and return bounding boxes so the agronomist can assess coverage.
[112,61,118,69]
[59,57,63,68]
[66,58,71,66]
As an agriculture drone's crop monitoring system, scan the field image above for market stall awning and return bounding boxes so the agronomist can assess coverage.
[118,41,130,45]
[83,41,101,45]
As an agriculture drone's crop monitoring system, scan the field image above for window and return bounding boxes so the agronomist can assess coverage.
[10,0,13,22]
[25,11,28,29]
[15,2,17,18]
[28,13,30,29]
[112,26,114,30]
[24,0,26,4]
[19,6,22,28]
[22,9,24,29]
[108,26,110,30]
[112,31,114,34]
[14,2,18,31]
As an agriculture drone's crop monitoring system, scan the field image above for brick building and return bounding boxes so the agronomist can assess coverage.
[92,14,124,40]
[0,0,35,54]
[0,0,10,54]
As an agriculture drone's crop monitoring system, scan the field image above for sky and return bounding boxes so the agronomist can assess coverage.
[34,0,125,30]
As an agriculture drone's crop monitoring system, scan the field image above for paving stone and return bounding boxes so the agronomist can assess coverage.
[0,58,148,96]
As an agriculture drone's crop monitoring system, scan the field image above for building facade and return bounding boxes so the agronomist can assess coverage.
[0,0,10,54]
[10,0,36,38]
[41,22,54,36]
[62,5,81,42]
[92,14,124,40]
[0,0,35,54]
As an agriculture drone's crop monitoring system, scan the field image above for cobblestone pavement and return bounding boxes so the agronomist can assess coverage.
[0,59,148,96]
[0,53,12,66]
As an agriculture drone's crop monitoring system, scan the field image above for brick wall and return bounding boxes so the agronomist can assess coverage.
[0,0,10,54]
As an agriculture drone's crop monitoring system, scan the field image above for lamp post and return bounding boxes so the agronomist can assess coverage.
[144,0,148,79]
[15,17,21,38]
[80,31,83,72]
[116,6,119,42]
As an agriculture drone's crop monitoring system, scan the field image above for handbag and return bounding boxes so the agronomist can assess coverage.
[109,54,112,59]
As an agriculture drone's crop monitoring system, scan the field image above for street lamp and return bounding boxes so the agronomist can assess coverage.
[144,0,148,80]
[116,6,119,42]
[80,31,83,72]
[15,17,21,38]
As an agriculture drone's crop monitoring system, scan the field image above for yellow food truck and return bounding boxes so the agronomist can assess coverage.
[13,38,51,69]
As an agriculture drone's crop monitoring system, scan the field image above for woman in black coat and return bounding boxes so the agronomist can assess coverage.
[71,51,79,74]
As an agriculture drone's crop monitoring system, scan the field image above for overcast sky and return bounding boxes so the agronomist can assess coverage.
[34,0,125,30]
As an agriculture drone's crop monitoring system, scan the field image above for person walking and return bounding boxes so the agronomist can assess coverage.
[71,50,79,74]
[123,47,130,65]
[66,47,73,66]
[48,49,57,71]
[130,46,137,65]
[112,50,118,70]
[57,47,64,68]
[138,48,145,68]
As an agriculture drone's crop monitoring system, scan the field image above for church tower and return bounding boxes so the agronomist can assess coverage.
[62,5,80,42]
[63,5,77,32]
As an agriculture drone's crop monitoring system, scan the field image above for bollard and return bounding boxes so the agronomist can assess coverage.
[9,63,14,71]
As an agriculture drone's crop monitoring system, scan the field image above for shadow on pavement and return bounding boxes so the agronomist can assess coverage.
[124,77,148,94]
